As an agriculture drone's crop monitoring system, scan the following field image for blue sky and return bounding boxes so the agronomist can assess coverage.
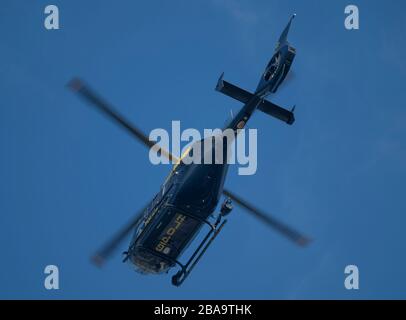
[1,0,406,299]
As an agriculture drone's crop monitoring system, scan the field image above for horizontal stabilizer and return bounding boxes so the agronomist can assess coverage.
[215,73,253,104]
[215,74,295,125]
[258,100,295,125]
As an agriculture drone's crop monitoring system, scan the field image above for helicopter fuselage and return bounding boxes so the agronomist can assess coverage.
[68,14,304,286]
[127,137,231,274]
[127,43,296,275]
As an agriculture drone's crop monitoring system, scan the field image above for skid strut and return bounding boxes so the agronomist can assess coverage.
[171,216,228,287]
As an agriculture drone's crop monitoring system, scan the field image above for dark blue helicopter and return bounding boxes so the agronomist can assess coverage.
[68,14,309,287]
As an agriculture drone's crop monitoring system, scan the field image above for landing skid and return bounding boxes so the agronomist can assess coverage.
[171,213,227,286]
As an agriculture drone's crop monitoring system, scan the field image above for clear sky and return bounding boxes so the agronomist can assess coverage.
[1,0,406,299]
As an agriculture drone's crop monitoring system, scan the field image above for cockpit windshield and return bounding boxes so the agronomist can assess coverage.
[128,247,173,275]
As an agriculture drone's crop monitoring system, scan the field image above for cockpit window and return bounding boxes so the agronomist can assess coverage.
[129,247,172,274]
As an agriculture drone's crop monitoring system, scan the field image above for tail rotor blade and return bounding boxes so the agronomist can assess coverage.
[223,188,311,246]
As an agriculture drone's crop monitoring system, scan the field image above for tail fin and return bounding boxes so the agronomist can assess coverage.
[216,73,295,125]
[276,14,296,50]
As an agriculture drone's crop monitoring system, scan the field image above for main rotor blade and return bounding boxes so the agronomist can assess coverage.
[222,188,311,246]
[91,204,149,267]
[67,78,177,162]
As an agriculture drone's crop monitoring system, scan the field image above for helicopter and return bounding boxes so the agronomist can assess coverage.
[67,14,309,287]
